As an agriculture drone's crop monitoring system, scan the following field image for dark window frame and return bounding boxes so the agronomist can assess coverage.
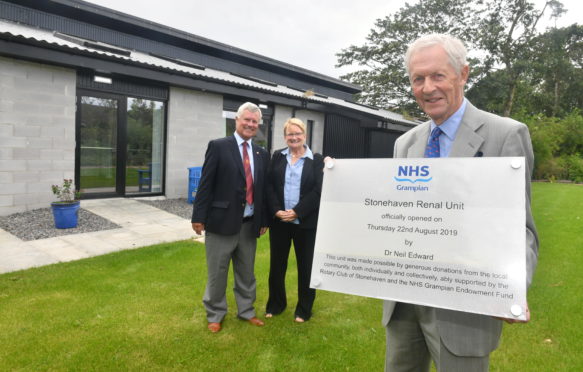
[75,88,168,199]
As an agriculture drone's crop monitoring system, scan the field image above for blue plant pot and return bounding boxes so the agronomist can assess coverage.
[51,201,80,229]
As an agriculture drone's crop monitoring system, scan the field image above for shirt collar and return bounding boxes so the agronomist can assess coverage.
[430,98,468,141]
[234,131,252,147]
[282,145,313,159]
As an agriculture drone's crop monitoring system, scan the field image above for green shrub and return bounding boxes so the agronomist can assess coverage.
[535,157,566,181]
[519,110,583,181]
[559,154,583,183]
[560,111,583,155]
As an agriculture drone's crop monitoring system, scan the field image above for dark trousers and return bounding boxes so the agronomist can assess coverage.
[266,220,317,320]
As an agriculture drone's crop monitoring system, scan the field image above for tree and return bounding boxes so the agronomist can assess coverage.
[473,0,565,116]
[530,24,583,116]
[336,0,566,118]
[335,0,479,117]
[468,24,583,117]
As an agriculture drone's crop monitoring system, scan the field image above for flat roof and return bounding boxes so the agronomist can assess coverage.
[0,18,418,127]
[7,0,362,94]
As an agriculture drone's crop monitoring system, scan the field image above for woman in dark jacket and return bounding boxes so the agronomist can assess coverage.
[265,118,324,322]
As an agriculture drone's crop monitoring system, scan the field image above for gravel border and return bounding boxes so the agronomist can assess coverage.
[0,208,121,241]
[136,198,192,220]
[0,199,193,242]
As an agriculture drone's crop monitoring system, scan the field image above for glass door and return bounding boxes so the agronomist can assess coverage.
[78,95,120,196]
[125,98,165,194]
[76,92,166,197]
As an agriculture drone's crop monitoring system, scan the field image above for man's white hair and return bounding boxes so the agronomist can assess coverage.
[236,102,262,119]
[405,34,468,77]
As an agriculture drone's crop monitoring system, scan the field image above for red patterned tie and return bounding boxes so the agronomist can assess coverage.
[242,141,254,205]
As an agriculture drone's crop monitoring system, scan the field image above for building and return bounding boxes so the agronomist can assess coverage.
[0,0,417,216]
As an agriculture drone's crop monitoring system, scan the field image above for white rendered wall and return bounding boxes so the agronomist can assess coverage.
[0,57,76,216]
[165,87,223,199]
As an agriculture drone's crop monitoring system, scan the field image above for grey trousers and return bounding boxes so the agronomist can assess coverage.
[385,303,489,372]
[203,221,257,323]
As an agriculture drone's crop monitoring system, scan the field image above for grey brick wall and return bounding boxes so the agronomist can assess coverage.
[272,105,294,152]
[165,87,223,200]
[0,57,76,216]
[294,109,325,155]
[0,57,330,216]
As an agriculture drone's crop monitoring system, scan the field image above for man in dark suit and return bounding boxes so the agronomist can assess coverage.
[383,34,539,371]
[192,102,270,333]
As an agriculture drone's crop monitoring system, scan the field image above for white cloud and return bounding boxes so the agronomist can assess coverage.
[85,0,581,79]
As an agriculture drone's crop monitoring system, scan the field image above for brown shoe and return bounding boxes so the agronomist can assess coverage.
[207,322,222,333]
[247,317,265,327]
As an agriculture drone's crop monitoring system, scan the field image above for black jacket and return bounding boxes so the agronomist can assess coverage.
[191,135,270,237]
[266,149,324,229]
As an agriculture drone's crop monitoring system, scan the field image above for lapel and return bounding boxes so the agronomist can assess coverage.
[251,142,262,181]
[300,157,313,191]
[277,150,287,175]
[228,136,245,179]
[449,102,485,157]
[272,150,287,188]
[407,122,431,158]
[407,102,486,158]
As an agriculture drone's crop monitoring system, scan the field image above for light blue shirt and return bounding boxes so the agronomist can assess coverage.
[428,98,468,158]
[281,145,313,224]
[234,132,255,217]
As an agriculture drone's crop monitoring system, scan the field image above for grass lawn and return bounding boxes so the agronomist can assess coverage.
[489,182,583,371]
[81,167,142,188]
[0,183,581,371]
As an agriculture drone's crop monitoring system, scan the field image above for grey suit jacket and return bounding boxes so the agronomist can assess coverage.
[382,101,539,357]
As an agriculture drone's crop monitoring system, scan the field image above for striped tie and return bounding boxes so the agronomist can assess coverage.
[242,141,253,205]
[424,127,443,158]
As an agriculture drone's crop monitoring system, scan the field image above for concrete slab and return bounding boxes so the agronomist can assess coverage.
[60,233,121,256]
[0,242,61,273]
[0,228,23,245]
[0,198,204,274]
[27,238,90,262]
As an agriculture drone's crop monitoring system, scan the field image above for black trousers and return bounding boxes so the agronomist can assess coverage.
[266,220,317,320]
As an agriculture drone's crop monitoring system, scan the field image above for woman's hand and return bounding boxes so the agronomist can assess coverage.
[275,209,297,222]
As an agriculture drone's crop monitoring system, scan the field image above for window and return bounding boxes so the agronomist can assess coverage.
[224,110,269,149]
[306,119,314,148]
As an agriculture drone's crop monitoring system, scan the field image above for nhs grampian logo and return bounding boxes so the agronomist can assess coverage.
[394,165,431,192]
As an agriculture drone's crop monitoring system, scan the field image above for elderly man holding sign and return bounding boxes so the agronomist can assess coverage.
[382,34,539,372]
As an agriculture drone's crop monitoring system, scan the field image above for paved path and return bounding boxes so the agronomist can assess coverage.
[0,198,203,274]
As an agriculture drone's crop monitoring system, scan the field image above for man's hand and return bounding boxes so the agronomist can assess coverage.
[260,227,268,236]
[192,222,205,235]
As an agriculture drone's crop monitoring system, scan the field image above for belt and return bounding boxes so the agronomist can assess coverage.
[242,216,253,223]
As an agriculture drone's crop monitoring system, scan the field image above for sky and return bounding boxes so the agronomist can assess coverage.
[84,0,581,79]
